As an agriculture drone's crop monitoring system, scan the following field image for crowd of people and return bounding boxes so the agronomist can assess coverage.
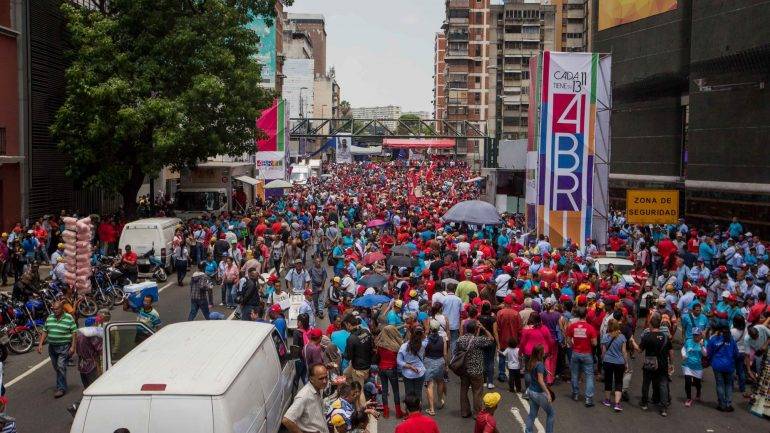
[3,157,770,433]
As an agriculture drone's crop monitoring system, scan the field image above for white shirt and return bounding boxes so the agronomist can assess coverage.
[495,273,512,298]
[502,347,520,370]
[341,275,356,296]
[456,241,471,256]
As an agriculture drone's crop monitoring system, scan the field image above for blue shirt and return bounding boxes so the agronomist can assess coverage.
[682,338,705,371]
[331,329,351,371]
[397,340,427,379]
[528,362,547,393]
[272,317,287,340]
[601,333,627,365]
[440,294,463,331]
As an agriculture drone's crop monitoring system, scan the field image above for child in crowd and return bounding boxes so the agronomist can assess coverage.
[501,337,522,393]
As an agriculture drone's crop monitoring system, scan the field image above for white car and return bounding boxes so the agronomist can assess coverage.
[594,256,635,286]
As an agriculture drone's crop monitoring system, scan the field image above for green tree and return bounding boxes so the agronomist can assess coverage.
[51,0,288,215]
[339,100,352,118]
[396,113,436,136]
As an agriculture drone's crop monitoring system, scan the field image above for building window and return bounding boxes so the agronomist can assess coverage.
[0,127,5,155]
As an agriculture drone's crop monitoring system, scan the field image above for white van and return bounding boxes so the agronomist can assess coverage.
[118,217,181,270]
[70,321,297,433]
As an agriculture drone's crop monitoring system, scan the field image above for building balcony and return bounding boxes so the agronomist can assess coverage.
[447,98,468,106]
[446,50,471,59]
[447,81,468,90]
[448,17,470,25]
[566,9,585,19]
[448,0,470,9]
[447,32,469,41]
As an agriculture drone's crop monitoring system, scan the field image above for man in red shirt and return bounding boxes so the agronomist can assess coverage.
[120,245,139,282]
[394,395,440,433]
[495,295,521,382]
[566,306,597,407]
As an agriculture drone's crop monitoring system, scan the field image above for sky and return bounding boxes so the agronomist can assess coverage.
[285,0,445,113]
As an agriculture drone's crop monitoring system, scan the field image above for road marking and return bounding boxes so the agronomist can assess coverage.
[5,358,50,388]
[510,407,528,432]
[158,282,174,293]
[515,392,546,433]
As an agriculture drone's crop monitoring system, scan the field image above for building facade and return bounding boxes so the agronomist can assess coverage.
[594,0,770,232]
[433,32,447,128]
[0,0,22,230]
[351,106,402,129]
[285,13,326,78]
[441,0,493,157]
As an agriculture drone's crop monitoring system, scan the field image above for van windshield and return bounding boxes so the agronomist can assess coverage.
[175,191,226,212]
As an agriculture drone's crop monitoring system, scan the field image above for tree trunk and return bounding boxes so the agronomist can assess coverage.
[120,164,146,219]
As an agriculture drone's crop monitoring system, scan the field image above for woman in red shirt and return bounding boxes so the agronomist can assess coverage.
[375,325,403,419]
[519,312,556,385]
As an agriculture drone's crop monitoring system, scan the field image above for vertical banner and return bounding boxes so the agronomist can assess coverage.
[525,54,541,232]
[536,52,598,248]
[335,134,353,164]
[256,99,287,179]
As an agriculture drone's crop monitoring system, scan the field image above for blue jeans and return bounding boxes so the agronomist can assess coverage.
[498,353,508,381]
[449,329,460,356]
[483,346,496,385]
[379,368,401,407]
[188,299,211,320]
[736,353,747,392]
[222,282,235,306]
[714,370,734,408]
[328,304,339,322]
[48,343,70,392]
[570,352,595,400]
[526,388,555,433]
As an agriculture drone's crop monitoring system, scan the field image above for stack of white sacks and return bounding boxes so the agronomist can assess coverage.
[61,216,93,293]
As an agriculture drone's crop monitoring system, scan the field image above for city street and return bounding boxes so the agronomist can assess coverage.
[1,273,236,433]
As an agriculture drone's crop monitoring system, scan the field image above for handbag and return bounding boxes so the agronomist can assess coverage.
[449,336,474,376]
[642,333,667,372]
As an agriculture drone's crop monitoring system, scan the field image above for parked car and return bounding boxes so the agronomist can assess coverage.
[70,321,297,433]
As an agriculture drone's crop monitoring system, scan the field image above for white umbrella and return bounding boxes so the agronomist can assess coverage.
[264,179,293,189]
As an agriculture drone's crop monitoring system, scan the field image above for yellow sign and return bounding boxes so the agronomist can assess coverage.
[599,0,678,31]
[625,189,679,224]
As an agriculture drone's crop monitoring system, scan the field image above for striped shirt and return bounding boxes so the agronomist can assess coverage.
[137,308,161,331]
[43,313,77,345]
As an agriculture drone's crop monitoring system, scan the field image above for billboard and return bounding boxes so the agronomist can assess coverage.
[626,189,679,224]
[255,99,288,180]
[247,16,277,89]
[599,0,678,31]
[255,152,286,180]
[536,52,599,248]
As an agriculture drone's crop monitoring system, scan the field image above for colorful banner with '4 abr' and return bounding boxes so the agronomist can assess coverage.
[536,52,599,248]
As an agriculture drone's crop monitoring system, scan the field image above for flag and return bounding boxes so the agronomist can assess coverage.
[256,99,286,152]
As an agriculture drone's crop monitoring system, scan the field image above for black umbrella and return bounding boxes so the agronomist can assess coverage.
[358,274,388,290]
[390,244,412,256]
[441,199,502,225]
[387,255,416,268]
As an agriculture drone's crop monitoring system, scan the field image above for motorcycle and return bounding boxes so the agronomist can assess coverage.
[91,266,126,308]
[0,293,37,354]
[142,249,168,282]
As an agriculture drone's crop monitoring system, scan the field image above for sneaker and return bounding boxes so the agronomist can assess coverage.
[602,399,612,407]
[486,383,495,389]
[572,393,579,402]
[660,410,668,417]
[684,399,692,407]
[621,391,630,402]
[585,399,594,407]
[613,403,623,412]
[640,403,649,411]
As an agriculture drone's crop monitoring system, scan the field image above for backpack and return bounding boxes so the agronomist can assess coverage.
[642,332,668,372]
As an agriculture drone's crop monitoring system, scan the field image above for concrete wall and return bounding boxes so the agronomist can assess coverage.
[282,58,315,119]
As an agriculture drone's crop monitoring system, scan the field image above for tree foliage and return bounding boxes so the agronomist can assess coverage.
[396,113,435,136]
[51,0,289,212]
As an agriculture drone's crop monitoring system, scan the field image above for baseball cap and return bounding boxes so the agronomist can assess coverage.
[692,327,703,336]
[503,294,514,305]
[294,259,303,264]
[394,300,403,308]
[430,319,440,330]
[332,276,341,283]
[330,414,346,427]
[309,328,323,339]
[270,304,283,314]
[721,290,732,299]
[304,288,313,296]
[483,392,502,408]
[559,294,571,303]
[409,289,417,298]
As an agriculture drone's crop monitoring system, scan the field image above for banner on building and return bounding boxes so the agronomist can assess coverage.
[255,99,288,179]
[626,189,679,224]
[335,134,353,164]
[536,52,600,248]
[248,16,277,89]
[598,0,678,31]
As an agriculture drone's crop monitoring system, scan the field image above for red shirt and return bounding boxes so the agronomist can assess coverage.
[270,222,282,235]
[254,223,267,238]
[395,412,440,433]
[749,302,767,324]
[474,411,498,433]
[377,347,398,370]
[122,251,138,265]
[566,320,597,354]
[326,323,340,336]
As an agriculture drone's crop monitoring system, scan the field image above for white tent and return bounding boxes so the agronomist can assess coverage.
[264,179,293,189]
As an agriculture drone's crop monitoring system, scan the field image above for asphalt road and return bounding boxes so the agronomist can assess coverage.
[3,267,768,433]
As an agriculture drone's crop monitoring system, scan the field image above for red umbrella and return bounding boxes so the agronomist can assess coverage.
[366,219,386,228]
[363,251,386,265]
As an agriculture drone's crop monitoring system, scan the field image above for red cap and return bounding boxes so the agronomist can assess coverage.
[422,269,431,276]
[533,256,542,263]
[472,297,483,306]
[617,288,627,297]
[304,288,313,296]
[605,295,619,303]
[502,265,513,273]
[270,304,283,314]
[559,294,571,303]
[503,294,514,305]
[543,252,551,258]
[697,289,708,298]
[576,295,587,305]
[309,328,323,339]
[727,294,737,302]
[268,274,279,283]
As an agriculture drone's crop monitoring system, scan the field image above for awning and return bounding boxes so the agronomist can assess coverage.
[264,179,293,189]
[382,138,456,149]
[234,175,258,186]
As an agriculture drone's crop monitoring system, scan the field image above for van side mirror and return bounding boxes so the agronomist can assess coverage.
[289,345,301,360]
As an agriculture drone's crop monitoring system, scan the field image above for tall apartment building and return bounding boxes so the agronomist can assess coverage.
[433,33,447,126]
[486,0,589,141]
[441,0,493,157]
[351,106,402,129]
